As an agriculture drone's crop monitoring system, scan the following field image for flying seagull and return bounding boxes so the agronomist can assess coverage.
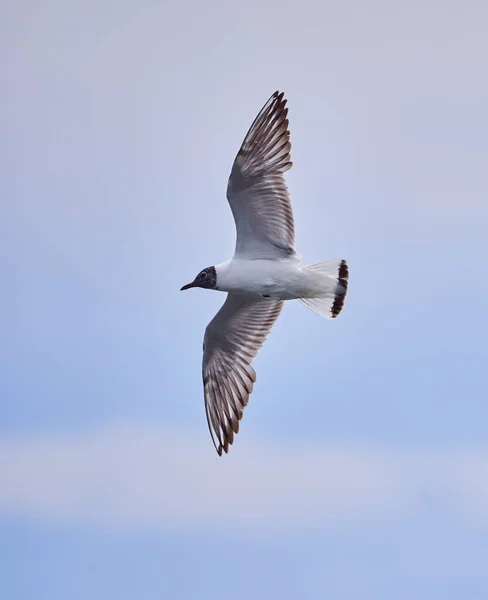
[181,91,349,456]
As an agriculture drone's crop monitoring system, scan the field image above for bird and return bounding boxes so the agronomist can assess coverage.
[181,91,349,456]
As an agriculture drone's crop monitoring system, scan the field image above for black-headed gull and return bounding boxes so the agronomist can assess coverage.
[181,91,349,455]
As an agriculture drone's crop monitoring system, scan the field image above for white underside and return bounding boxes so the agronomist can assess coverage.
[215,257,339,300]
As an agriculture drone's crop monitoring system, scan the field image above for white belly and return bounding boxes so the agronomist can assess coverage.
[215,258,331,300]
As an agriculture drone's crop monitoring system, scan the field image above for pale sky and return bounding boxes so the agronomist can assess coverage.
[2,0,488,598]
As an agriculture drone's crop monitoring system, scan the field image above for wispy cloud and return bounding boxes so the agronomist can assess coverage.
[1,423,487,530]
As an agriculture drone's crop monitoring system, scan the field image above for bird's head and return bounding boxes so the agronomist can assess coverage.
[180,266,217,291]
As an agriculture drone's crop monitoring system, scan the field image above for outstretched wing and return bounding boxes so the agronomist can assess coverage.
[227,91,297,260]
[202,293,283,455]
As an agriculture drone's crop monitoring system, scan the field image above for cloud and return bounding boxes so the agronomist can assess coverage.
[1,423,487,531]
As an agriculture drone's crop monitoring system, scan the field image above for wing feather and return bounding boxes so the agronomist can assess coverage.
[227,91,297,259]
[202,294,283,455]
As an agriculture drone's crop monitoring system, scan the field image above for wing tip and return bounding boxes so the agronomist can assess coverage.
[214,439,230,457]
[268,90,287,109]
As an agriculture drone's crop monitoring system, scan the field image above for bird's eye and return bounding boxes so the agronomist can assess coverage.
[200,271,207,278]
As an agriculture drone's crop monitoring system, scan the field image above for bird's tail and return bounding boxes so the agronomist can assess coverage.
[299,259,349,319]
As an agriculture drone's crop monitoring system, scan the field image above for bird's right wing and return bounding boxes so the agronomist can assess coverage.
[202,293,283,455]
[226,91,298,260]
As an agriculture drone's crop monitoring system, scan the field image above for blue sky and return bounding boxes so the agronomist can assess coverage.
[2,0,488,598]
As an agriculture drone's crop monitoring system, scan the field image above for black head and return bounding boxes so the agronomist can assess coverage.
[180,266,217,291]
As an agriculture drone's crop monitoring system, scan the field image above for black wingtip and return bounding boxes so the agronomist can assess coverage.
[270,90,286,104]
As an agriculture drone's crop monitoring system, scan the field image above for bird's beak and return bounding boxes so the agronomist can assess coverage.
[180,281,195,291]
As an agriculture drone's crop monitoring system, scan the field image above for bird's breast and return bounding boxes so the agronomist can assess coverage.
[216,259,305,299]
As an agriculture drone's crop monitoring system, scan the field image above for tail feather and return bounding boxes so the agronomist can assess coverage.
[300,259,349,319]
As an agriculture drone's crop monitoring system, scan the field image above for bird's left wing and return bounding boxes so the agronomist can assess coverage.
[202,293,283,455]
[226,91,297,260]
